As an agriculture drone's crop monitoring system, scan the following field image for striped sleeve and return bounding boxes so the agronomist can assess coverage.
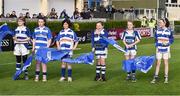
[73,31,78,42]
[121,31,126,41]
[135,31,141,40]
[47,28,52,39]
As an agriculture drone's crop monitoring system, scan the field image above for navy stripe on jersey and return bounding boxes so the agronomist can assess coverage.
[121,30,141,50]
[32,26,52,49]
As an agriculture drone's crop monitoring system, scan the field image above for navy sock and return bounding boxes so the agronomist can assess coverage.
[101,65,106,77]
[61,68,66,77]
[96,65,101,77]
[16,63,21,71]
[68,69,72,77]
[35,71,40,76]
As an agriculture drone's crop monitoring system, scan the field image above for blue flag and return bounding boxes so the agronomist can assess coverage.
[62,52,94,65]
[102,36,126,53]
[122,55,156,73]
[0,23,12,51]
[13,55,33,80]
[35,48,70,64]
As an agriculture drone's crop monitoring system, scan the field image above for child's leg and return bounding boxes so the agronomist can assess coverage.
[22,55,28,75]
[16,55,22,71]
[35,60,41,81]
[95,59,101,78]
[130,55,136,74]
[164,59,169,83]
[164,59,169,77]
[130,55,136,82]
[155,59,161,76]
[67,63,72,77]
[61,62,66,78]
[125,55,131,75]
[67,63,72,82]
[101,57,106,81]
[42,63,47,81]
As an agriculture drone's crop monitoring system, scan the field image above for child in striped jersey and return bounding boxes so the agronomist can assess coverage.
[121,20,141,82]
[13,17,31,80]
[92,21,108,81]
[151,18,174,84]
[56,19,78,82]
[32,18,52,82]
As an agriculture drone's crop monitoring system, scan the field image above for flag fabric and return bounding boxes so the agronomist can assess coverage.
[35,48,70,64]
[0,23,12,51]
[62,52,94,65]
[13,55,33,80]
[122,55,156,73]
[102,36,127,53]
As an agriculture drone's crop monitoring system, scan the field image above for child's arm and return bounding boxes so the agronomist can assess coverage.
[73,42,79,50]
[47,39,52,48]
[32,31,36,52]
[47,28,52,47]
[72,31,79,50]
[56,33,60,50]
[32,39,36,53]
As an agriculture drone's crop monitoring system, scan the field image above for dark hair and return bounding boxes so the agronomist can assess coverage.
[38,17,47,26]
[62,19,72,28]
[160,18,170,27]
[96,21,104,26]
[51,8,55,12]
[17,17,26,25]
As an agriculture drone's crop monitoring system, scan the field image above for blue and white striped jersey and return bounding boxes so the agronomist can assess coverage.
[121,30,141,50]
[91,29,108,51]
[56,28,78,50]
[13,26,31,44]
[155,27,174,52]
[32,26,52,49]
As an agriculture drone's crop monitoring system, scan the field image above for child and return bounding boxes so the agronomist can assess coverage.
[151,18,174,84]
[121,20,141,82]
[32,17,52,82]
[56,19,78,82]
[13,17,31,80]
[92,21,108,81]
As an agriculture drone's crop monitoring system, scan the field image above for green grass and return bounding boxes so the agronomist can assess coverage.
[0,38,180,95]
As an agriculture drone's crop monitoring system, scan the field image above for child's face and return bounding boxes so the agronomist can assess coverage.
[96,23,103,30]
[63,22,69,29]
[127,22,133,30]
[18,19,24,26]
[158,20,165,28]
[38,19,45,27]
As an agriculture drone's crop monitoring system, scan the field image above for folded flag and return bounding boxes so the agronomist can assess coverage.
[0,23,12,51]
[62,52,94,65]
[102,36,126,53]
[122,55,156,73]
[13,55,33,80]
[35,48,70,64]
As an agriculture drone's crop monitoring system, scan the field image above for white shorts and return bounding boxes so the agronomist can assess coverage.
[14,44,29,56]
[95,48,108,59]
[124,50,137,56]
[156,48,171,60]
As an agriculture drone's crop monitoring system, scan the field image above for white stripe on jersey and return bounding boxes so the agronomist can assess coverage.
[15,33,28,38]
[157,30,171,35]
[60,37,74,41]
[60,31,74,35]
[35,29,48,33]
[35,40,48,44]
[95,50,107,54]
